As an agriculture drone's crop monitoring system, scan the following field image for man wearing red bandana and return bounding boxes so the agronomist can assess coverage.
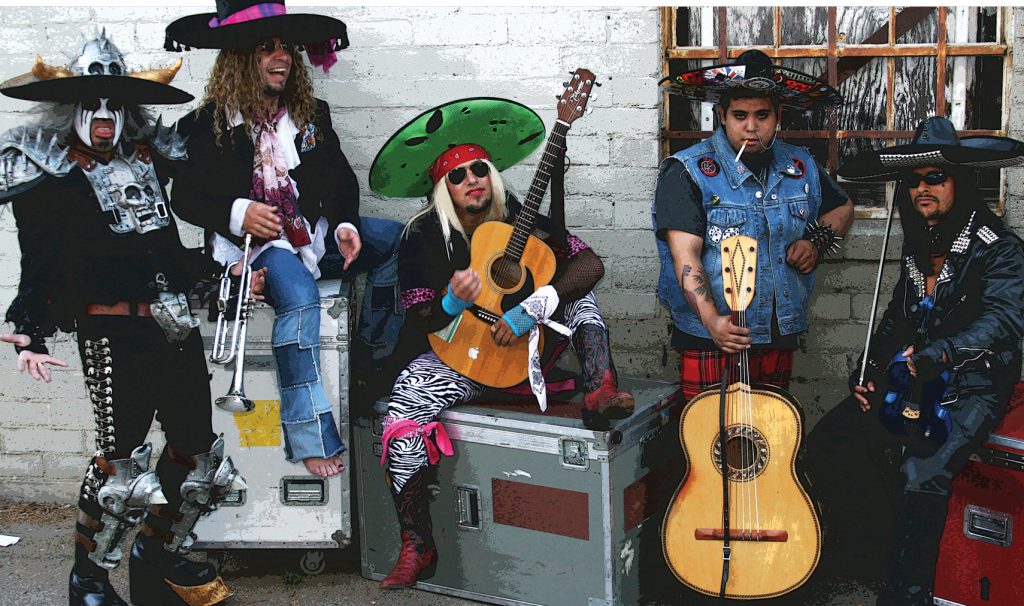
[367,98,634,589]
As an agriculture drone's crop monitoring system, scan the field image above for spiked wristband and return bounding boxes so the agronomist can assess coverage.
[804,220,842,256]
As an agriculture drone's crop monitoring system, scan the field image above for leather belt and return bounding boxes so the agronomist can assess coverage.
[85,301,152,317]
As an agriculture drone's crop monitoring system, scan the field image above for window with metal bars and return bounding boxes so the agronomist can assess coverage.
[660,7,1012,217]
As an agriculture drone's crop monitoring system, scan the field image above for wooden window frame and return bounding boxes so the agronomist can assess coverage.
[660,7,1014,218]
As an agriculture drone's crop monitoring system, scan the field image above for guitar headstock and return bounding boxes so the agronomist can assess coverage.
[720,235,757,312]
[557,68,597,124]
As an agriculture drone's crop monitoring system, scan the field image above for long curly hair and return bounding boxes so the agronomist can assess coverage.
[200,46,318,146]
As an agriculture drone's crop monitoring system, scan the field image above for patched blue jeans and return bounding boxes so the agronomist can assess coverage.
[252,247,345,462]
[319,216,404,361]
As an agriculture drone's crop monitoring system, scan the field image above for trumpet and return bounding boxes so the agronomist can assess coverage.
[210,234,255,413]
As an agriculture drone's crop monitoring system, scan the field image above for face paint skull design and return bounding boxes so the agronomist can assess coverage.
[74,98,124,151]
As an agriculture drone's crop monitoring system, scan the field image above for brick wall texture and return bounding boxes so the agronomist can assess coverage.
[0,6,1020,501]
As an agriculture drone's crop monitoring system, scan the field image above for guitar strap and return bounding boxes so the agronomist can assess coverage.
[718,353,732,598]
[549,139,568,248]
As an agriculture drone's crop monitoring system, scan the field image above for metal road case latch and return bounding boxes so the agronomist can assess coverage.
[454,485,480,530]
[560,437,590,471]
[280,476,329,506]
[963,504,1012,547]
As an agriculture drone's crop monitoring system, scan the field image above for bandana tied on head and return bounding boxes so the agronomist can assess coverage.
[252,105,310,247]
[429,144,490,184]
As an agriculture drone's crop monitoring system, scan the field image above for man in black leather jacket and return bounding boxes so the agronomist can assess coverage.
[806,117,1024,606]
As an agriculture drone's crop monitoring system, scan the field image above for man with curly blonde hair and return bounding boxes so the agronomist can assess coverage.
[169,1,404,478]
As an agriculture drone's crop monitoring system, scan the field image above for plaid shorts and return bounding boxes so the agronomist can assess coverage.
[679,349,795,402]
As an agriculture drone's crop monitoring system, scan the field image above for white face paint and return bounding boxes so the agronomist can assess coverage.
[74,98,124,150]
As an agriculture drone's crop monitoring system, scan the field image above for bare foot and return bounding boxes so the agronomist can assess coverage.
[302,455,345,478]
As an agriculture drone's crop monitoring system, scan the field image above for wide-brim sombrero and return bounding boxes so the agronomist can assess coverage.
[369,97,546,199]
[0,73,192,105]
[659,49,843,111]
[165,3,348,51]
[838,116,1024,182]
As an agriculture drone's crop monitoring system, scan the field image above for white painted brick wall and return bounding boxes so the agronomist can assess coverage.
[0,6,662,501]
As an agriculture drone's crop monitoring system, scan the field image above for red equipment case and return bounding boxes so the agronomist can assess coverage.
[934,386,1024,606]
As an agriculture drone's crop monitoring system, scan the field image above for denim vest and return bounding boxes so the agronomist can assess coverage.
[654,127,822,344]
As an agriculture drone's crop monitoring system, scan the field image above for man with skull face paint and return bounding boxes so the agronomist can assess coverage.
[0,32,245,606]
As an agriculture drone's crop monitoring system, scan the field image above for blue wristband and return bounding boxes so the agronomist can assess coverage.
[502,305,536,337]
[441,290,473,316]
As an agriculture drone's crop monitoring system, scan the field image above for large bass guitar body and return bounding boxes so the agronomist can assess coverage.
[662,234,820,599]
[662,384,821,599]
[428,221,556,387]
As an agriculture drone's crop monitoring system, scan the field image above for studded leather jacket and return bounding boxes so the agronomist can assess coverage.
[858,211,1024,400]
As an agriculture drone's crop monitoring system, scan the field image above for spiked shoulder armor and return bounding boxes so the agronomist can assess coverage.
[0,127,75,199]
[139,116,188,162]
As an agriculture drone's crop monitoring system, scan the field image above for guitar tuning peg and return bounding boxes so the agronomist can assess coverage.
[562,82,568,87]
[595,81,602,87]
[586,107,593,115]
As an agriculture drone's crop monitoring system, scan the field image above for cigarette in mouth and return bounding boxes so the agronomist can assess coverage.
[735,141,747,162]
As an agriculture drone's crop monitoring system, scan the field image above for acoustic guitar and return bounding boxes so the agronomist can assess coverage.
[662,235,821,599]
[428,69,597,388]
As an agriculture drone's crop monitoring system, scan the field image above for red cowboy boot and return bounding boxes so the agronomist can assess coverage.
[380,470,438,589]
[584,369,635,420]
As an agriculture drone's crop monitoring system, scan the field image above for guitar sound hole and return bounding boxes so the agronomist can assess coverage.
[490,256,523,289]
[712,425,770,481]
[725,436,757,474]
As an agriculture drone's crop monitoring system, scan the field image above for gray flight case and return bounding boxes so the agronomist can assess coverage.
[193,279,352,550]
[354,377,684,606]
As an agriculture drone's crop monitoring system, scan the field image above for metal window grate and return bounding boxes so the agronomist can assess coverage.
[660,7,1013,217]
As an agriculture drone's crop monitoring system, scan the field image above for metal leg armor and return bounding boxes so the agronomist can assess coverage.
[129,436,243,606]
[78,444,166,570]
[83,338,116,456]
[162,435,246,554]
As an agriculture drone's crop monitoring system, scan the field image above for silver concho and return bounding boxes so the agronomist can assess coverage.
[82,154,170,234]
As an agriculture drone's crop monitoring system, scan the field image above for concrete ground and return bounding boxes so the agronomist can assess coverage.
[0,500,879,606]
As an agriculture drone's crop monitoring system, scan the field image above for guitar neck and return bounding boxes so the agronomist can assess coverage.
[504,120,570,263]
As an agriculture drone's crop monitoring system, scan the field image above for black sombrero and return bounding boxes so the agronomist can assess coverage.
[165,0,348,52]
[838,116,1024,182]
[659,49,843,111]
[0,32,192,105]
[369,97,546,199]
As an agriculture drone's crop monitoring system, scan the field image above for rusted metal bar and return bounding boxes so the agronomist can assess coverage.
[666,43,1007,60]
[936,7,947,117]
[827,7,838,176]
[663,129,1005,139]
[717,7,727,62]
[660,7,674,164]
[832,7,934,83]
[774,7,782,49]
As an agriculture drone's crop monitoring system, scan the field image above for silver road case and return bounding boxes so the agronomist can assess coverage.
[194,280,351,549]
[355,377,684,606]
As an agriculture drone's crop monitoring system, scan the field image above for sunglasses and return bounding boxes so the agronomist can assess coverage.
[258,39,294,54]
[903,171,949,188]
[447,161,490,185]
[81,98,123,112]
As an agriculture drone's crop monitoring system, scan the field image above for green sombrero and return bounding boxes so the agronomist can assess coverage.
[369,97,546,199]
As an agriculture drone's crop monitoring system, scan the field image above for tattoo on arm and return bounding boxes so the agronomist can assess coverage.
[679,264,713,312]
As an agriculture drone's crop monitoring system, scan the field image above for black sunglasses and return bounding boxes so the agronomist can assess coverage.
[447,161,490,185]
[258,39,294,54]
[903,171,949,188]
[81,98,123,112]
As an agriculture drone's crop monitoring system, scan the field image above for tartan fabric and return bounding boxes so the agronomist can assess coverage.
[679,348,794,402]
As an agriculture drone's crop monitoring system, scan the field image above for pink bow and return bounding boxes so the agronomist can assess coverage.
[380,419,453,467]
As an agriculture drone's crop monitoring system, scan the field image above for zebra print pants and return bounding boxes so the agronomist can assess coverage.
[384,292,605,492]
